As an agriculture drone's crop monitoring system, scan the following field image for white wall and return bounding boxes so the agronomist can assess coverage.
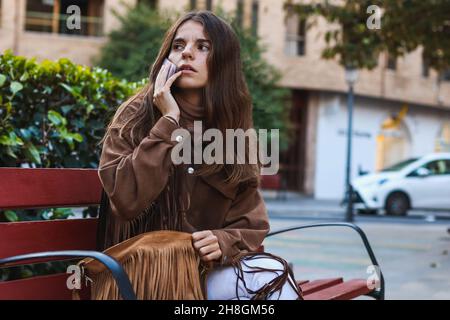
[314,92,450,200]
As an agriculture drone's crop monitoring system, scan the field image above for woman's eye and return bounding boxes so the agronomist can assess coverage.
[172,44,209,51]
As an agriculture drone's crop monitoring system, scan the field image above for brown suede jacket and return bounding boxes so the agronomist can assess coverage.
[98,103,270,266]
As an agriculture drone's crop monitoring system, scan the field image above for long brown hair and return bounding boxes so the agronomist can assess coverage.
[100,11,259,186]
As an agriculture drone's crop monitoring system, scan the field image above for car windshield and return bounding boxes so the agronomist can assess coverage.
[381,158,419,172]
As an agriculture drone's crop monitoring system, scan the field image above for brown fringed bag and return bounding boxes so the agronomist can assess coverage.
[73,230,205,300]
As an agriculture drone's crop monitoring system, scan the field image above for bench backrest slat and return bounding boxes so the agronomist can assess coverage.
[0,168,102,209]
[0,273,78,300]
[0,219,98,265]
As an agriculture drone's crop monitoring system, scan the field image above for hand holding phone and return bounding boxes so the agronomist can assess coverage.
[153,58,182,121]
[163,58,178,82]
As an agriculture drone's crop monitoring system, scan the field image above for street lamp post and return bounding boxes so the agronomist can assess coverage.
[344,68,358,222]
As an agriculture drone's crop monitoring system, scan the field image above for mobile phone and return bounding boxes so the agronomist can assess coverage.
[163,58,177,82]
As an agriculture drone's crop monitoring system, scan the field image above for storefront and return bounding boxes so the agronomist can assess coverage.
[312,92,450,200]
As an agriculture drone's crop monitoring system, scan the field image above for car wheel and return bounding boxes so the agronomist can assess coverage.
[385,192,410,216]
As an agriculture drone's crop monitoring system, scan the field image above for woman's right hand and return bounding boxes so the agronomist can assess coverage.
[152,63,183,122]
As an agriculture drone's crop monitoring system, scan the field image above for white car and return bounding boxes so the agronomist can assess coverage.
[352,153,450,216]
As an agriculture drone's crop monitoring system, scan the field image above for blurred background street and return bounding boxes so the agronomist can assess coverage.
[264,195,450,299]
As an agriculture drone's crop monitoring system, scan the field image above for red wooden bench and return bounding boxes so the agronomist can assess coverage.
[0,168,384,300]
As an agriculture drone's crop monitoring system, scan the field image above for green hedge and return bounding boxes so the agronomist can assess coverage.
[0,49,142,169]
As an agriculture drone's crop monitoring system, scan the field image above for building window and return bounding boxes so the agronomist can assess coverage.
[25,0,104,37]
[138,0,157,9]
[251,0,259,36]
[236,0,244,28]
[285,13,306,56]
[386,53,397,70]
[189,0,197,10]
[206,0,212,11]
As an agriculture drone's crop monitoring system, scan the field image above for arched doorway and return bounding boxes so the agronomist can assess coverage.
[375,113,412,171]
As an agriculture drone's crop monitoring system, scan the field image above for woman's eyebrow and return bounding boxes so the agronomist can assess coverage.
[173,37,210,44]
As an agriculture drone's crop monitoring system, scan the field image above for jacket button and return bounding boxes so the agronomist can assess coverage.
[187,167,194,174]
[175,135,183,142]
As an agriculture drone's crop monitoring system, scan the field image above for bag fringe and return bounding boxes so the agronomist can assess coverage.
[78,231,204,300]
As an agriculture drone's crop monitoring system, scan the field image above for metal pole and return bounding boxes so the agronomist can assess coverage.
[345,84,354,222]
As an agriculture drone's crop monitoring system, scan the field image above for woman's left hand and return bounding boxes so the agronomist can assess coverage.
[192,230,222,262]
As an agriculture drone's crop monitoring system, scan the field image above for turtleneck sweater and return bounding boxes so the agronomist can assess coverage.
[173,93,205,133]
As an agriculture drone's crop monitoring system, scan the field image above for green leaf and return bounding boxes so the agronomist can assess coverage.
[5,101,12,114]
[24,142,42,165]
[48,110,67,127]
[61,105,74,114]
[0,74,6,87]
[10,81,23,95]
[86,104,94,115]
[73,118,85,129]
[40,209,52,220]
[20,71,29,82]
[60,83,81,99]
[42,208,74,220]
[43,86,52,95]
[0,135,9,146]
[5,146,17,159]
[4,210,19,222]
[19,128,31,140]
[0,132,24,146]
[72,133,83,143]
[52,208,74,219]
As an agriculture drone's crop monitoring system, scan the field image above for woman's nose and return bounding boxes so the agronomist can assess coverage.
[181,45,194,60]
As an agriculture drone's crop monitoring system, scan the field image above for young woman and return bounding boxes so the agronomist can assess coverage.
[97,10,301,300]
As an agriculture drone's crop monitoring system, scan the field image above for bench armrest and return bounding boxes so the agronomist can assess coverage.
[265,222,385,300]
[0,250,136,300]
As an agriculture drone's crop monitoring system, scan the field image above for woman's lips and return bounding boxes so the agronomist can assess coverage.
[181,69,196,75]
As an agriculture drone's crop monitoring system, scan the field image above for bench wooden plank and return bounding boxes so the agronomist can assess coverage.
[300,278,343,295]
[0,273,73,300]
[303,279,372,300]
[0,219,97,266]
[0,168,102,209]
